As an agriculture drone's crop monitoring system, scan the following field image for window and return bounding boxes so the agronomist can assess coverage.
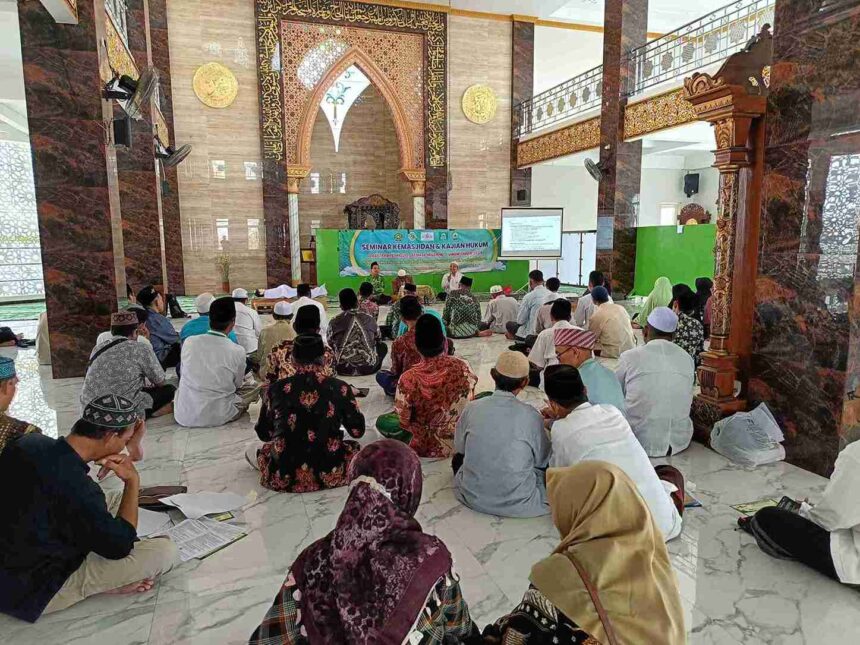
[659,202,679,226]
[105,0,129,45]
[216,219,230,250]
[211,160,226,179]
[309,172,320,195]
[338,172,347,194]
[247,219,261,251]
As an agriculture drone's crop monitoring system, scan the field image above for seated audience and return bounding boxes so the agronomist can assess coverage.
[0,357,41,455]
[137,285,181,369]
[479,284,519,335]
[252,301,295,377]
[378,315,476,457]
[0,327,19,357]
[616,307,695,457]
[696,276,713,334]
[673,289,705,362]
[453,351,550,518]
[638,275,673,325]
[265,305,336,382]
[588,286,636,358]
[250,334,365,493]
[528,298,576,375]
[231,288,262,355]
[543,365,683,541]
[534,277,564,335]
[174,298,260,427]
[179,293,239,345]
[0,395,177,622]
[392,268,414,299]
[357,281,379,319]
[439,261,462,300]
[745,437,860,585]
[442,275,481,338]
[36,312,50,366]
[293,283,329,339]
[573,270,611,328]
[383,282,413,338]
[81,312,174,459]
[368,261,391,305]
[376,296,423,397]
[250,441,479,643]
[506,270,549,341]
[329,288,387,376]
[553,328,626,413]
[97,307,152,348]
[483,461,685,644]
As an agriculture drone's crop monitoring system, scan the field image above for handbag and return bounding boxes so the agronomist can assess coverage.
[568,554,620,645]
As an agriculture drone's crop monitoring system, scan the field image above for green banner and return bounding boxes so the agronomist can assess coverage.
[337,229,506,277]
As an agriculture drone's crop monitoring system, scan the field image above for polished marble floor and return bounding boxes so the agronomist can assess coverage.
[2,312,860,644]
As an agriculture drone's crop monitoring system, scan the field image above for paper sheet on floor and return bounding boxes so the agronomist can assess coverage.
[166,518,246,562]
[731,498,778,516]
[136,508,173,538]
[159,492,247,519]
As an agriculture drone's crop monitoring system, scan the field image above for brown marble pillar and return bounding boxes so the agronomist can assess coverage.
[595,0,647,296]
[510,20,534,207]
[149,0,185,294]
[18,0,117,377]
[263,159,293,287]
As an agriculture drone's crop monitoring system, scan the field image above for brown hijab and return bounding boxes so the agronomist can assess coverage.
[529,461,685,644]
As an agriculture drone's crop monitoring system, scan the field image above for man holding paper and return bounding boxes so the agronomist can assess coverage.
[0,395,177,622]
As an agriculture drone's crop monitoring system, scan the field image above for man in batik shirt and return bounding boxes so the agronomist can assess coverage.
[0,357,40,456]
[442,276,481,339]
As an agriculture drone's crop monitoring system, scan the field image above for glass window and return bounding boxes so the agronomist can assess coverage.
[105,0,129,46]
[216,218,230,250]
[247,218,261,251]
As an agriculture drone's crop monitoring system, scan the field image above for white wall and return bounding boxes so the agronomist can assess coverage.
[531,161,599,231]
[638,157,719,227]
[533,26,603,95]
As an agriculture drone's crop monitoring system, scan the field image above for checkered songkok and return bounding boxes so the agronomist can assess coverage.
[82,394,140,428]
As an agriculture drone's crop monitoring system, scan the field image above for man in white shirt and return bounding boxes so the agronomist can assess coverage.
[440,262,462,298]
[506,270,549,341]
[292,283,328,341]
[543,364,683,541]
[573,270,612,328]
[746,438,860,584]
[231,288,262,355]
[616,307,695,457]
[479,285,519,335]
[175,298,260,428]
[529,299,577,374]
[534,277,565,335]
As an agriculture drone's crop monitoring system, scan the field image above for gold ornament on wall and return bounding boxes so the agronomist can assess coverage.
[193,62,239,109]
[462,84,497,125]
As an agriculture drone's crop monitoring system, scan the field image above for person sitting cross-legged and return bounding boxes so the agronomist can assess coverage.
[252,301,296,379]
[452,351,550,518]
[0,395,177,623]
[506,269,549,342]
[479,284,519,336]
[573,270,611,328]
[329,288,388,376]
[534,277,564,335]
[588,286,636,358]
[0,356,41,456]
[249,333,365,493]
[528,298,577,379]
[180,293,240,345]
[673,289,705,364]
[377,314,476,457]
[174,297,261,427]
[553,327,626,414]
[616,307,695,457]
[293,283,329,340]
[376,296,423,397]
[264,304,337,383]
[442,275,482,339]
[357,281,379,319]
[137,285,181,370]
[543,364,683,541]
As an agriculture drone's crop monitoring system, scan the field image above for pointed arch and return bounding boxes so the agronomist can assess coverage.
[295,46,418,172]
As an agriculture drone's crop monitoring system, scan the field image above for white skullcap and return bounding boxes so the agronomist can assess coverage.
[273,301,293,316]
[647,307,679,333]
[490,285,503,295]
[232,288,248,299]
[397,269,407,277]
[195,292,215,314]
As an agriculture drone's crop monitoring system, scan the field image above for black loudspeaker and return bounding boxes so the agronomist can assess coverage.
[516,188,528,202]
[113,117,132,148]
[684,172,699,198]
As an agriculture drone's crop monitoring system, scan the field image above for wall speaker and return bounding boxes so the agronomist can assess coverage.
[113,117,132,148]
[684,173,699,198]
[516,188,529,202]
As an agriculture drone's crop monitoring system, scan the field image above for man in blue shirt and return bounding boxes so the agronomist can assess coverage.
[137,286,181,369]
[506,270,550,342]
[554,327,626,415]
[180,292,239,345]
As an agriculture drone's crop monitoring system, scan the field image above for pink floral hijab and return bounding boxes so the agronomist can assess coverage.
[291,440,452,644]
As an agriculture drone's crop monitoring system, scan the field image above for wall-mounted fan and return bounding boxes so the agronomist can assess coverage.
[103,67,159,121]
[585,158,606,182]
[155,141,192,167]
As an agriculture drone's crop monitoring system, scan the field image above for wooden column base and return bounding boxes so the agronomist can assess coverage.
[692,351,746,444]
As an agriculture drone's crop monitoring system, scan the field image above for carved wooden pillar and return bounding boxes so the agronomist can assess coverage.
[683,28,772,436]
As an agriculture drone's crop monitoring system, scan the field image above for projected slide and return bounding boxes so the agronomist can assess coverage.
[500,208,563,258]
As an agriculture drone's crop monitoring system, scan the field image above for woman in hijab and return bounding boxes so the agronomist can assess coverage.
[251,440,480,644]
[695,277,714,334]
[638,276,673,326]
[483,461,685,644]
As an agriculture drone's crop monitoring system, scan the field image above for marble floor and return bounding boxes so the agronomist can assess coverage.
[2,313,860,644]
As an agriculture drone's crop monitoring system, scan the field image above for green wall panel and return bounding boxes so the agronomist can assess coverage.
[632,224,716,296]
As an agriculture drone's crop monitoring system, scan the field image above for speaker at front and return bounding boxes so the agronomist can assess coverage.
[683,173,699,198]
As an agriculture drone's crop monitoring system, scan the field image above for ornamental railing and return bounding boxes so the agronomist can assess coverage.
[513,0,775,139]
[623,0,774,96]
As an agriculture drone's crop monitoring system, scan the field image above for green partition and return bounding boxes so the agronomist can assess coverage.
[315,229,531,294]
[632,224,716,296]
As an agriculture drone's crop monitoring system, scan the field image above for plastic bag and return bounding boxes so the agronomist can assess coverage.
[710,403,785,467]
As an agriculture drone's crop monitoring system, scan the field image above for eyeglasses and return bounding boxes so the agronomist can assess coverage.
[555,346,577,359]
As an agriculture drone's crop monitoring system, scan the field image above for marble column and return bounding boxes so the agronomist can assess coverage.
[595,0,647,296]
[116,0,165,292]
[18,0,117,377]
[403,170,426,229]
[263,159,293,287]
[510,20,534,207]
[148,0,185,294]
[286,171,307,285]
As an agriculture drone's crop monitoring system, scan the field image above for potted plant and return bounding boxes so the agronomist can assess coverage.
[215,253,231,294]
